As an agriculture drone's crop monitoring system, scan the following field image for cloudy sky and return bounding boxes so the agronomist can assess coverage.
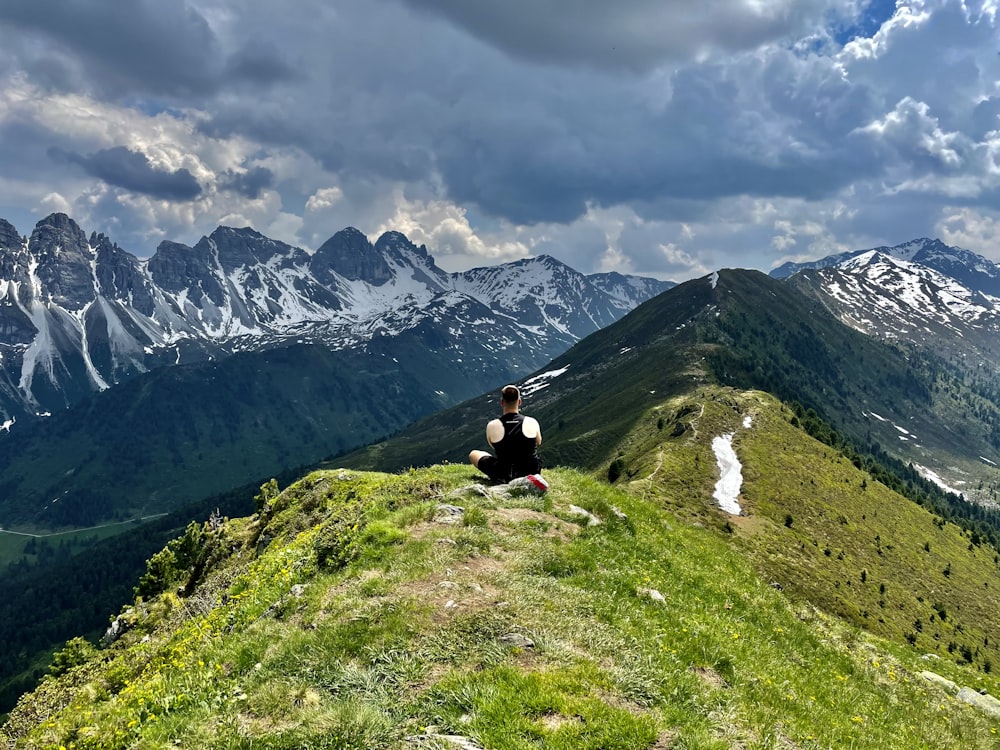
[1,0,999,281]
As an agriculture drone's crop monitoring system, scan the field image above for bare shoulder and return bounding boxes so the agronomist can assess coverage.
[486,418,505,445]
[521,416,541,438]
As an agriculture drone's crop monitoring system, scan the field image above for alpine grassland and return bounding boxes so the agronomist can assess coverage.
[5,387,1000,748]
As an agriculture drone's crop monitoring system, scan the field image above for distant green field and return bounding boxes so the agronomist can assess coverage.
[0,514,167,571]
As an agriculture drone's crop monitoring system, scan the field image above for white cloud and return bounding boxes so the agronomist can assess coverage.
[937,207,1000,259]
[38,192,72,215]
[305,187,344,213]
[373,189,531,270]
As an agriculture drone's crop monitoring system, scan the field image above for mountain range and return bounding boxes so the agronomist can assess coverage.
[0,214,670,528]
[773,237,1000,372]
[0,213,671,424]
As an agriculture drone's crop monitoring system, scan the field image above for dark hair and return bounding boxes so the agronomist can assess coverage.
[501,385,521,405]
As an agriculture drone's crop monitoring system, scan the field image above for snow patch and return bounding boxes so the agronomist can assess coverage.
[0,417,14,432]
[980,456,997,467]
[914,464,962,497]
[712,433,743,515]
[709,271,719,289]
[743,415,753,429]
[521,365,570,396]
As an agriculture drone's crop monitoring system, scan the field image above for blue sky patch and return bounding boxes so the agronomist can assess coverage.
[834,0,898,45]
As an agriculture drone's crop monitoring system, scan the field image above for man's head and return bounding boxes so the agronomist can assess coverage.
[501,385,521,411]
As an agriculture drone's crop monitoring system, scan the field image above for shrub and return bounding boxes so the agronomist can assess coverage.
[135,521,204,599]
[608,458,626,484]
[48,637,96,677]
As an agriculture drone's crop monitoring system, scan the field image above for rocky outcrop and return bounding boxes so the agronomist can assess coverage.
[0,218,21,251]
[28,213,96,310]
[147,239,226,305]
[311,226,391,285]
[921,671,1000,719]
[92,234,156,316]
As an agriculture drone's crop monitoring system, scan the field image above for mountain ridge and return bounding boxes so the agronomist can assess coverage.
[4,393,1000,747]
[338,267,1000,508]
[0,213,673,423]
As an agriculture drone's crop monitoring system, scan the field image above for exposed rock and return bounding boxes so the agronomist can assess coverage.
[567,504,601,526]
[499,633,535,648]
[434,504,465,524]
[102,608,135,647]
[0,218,22,250]
[92,233,156,315]
[147,239,226,304]
[405,732,486,749]
[28,213,95,311]
[311,227,392,286]
[448,484,492,500]
[256,532,275,556]
[919,671,958,695]
[956,687,1000,718]
[637,587,666,604]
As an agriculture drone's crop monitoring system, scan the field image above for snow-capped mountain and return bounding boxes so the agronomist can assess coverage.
[0,214,672,423]
[772,238,1000,366]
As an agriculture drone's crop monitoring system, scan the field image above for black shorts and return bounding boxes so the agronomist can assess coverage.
[476,454,505,482]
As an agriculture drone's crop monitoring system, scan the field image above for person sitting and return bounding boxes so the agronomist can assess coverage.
[469,384,542,483]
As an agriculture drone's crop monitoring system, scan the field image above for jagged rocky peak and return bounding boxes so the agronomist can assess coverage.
[311,227,391,285]
[374,230,429,260]
[147,239,225,304]
[0,218,22,250]
[206,226,302,272]
[27,213,96,310]
[90,233,155,315]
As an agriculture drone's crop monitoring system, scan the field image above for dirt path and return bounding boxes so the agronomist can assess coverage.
[0,513,169,539]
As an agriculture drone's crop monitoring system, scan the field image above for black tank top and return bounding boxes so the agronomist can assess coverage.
[493,413,542,481]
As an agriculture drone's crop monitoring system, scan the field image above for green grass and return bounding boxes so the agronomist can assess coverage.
[610,387,1000,681]
[5,450,999,748]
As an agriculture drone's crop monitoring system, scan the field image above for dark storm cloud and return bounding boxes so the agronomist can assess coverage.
[49,146,202,201]
[422,49,886,225]
[0,0,298,97]
[394,0,836,71]
[190,5,887,229]
[224,39,300,85]
[220,166,275,199]
[0,0,220,96]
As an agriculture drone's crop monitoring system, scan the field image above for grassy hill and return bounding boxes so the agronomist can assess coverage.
[339,268,1000,506]
[610,388,1000,675]
[5,386,1000,748]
